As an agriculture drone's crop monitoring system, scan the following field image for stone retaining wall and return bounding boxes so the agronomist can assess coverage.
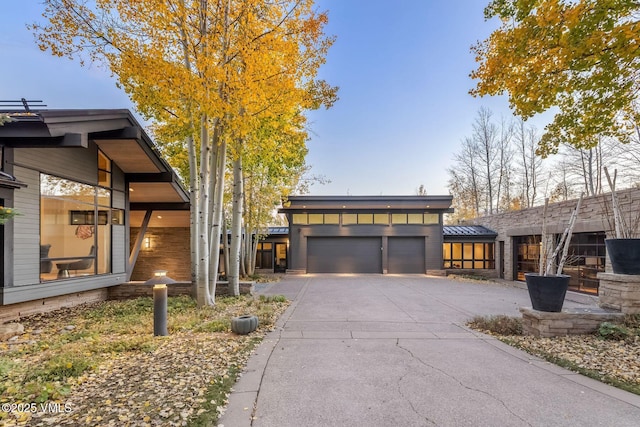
[520,307,624,337]
[598,273,640,314]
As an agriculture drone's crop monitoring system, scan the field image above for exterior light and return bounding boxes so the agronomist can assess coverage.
[153,284,168,336]
[144,270,177,285]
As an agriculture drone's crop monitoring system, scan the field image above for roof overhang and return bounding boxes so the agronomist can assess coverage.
[0,109,189,208]
[279,195,454,213]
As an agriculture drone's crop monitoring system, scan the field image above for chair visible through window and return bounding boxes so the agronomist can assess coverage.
[67,245,95,274]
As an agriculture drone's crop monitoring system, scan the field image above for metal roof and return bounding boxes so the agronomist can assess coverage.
[267,227,289,235]
[443,225,497,237]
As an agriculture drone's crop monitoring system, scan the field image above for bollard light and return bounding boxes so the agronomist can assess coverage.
[144,269,177,285]
[153,284,168,336]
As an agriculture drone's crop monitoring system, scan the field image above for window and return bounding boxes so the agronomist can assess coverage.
[324,213,340,224]
[342,213,357,225]
[424,213,439,224]
[513,233,605,295]
[292,214,308,224]
[374,213,389,224]
[293,213,340,225]
[308,214,324,224]
[392,213,437,225]
[392,213,407,224]
[98,150,111,187]
[443,242,495,269]
[407,213,423,224]
[514,235,542,281]
[40,173,116,281]
[358,213,373,224]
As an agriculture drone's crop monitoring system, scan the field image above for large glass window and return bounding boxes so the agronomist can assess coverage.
[562,232,605,295]
[514,235,541,281]
[40,174,116,281]
[513,233,605,294]
[443,242,495,269]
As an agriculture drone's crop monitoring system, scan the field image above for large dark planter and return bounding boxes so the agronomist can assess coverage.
[605,239,640,275]
[524,273,570,312]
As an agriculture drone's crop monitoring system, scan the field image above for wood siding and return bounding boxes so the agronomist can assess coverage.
[12,166,40,286]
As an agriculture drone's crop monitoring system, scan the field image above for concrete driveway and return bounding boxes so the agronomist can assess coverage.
[219,274,640,427]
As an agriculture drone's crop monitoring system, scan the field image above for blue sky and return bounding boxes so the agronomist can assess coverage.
[0,1,546,196]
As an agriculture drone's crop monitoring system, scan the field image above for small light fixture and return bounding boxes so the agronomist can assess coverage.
[145,269,177,285]
[144,236,151,249]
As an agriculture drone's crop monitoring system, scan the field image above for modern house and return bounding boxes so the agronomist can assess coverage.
[5,105,629,320]
[0,107,189,315]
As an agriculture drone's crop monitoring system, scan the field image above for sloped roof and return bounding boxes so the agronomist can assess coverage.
[443,225,497,237]
[0,108,189,209]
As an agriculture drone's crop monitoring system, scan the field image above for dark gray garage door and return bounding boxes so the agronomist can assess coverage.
[388,237,425,274]
[307,237,382,273]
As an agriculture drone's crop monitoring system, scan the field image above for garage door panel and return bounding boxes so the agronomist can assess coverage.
[388,237,425,274]
[308,237,381,273]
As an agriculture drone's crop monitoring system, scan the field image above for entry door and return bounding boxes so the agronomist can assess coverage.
[274,243,287,272]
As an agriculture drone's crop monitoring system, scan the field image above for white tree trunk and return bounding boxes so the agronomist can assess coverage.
[209,136,226,299]
[228,154,243,296]
[195,116,212,306]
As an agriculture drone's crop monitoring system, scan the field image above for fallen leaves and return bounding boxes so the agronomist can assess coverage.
[505,334,640,388]
[0,295,289,426]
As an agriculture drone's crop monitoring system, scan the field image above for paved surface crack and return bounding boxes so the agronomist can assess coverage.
[396,340,533,427]
[396,367,438,426]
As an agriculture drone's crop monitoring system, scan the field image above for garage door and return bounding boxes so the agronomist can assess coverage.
[388,237,425,274]
[307,237,382,273]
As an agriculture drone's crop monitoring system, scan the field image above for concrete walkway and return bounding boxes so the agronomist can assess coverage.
[219,275,640,427]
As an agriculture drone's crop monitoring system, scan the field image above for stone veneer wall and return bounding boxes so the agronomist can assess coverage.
[520,307,624,337]
[598,273,640,314]
[468,187,640,281]
[131,227,191,282]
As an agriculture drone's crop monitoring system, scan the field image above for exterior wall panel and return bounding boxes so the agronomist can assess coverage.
[12,166,41,286]
[112,225,126,274]
[14,145,98,185]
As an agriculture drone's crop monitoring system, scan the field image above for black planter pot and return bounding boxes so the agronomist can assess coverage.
[605,239,640,275]
[524,273,570,312]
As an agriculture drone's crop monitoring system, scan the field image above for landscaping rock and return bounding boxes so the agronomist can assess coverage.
[0,323,24,341]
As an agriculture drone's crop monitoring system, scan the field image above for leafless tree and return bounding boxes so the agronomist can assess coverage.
[514,119,544,208]
[448,136,482,219]
[473,107,500,214]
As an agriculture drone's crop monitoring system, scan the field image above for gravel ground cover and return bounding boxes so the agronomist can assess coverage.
[0,295,289,427]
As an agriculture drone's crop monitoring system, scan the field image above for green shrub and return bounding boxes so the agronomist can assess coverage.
[258,294,287,303]
[468,315,523,335]
[598,322,631,341]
